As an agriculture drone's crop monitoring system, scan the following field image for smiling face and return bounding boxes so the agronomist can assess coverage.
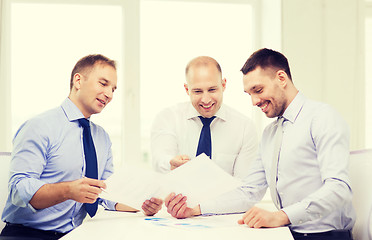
[70,63,117,118]
[243,67,288,118]
[184,64,226,118]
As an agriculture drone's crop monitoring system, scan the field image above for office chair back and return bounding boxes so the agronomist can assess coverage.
[349,149,372,240]
[0,152,11,231]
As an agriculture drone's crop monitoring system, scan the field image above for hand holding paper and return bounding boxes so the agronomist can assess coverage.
[100,154,242,212]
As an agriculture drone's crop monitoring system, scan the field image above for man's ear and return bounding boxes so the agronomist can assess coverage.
[221,78,227,91]
[276,70,288,88]
[184,83,190,96]
[73,73,82,90]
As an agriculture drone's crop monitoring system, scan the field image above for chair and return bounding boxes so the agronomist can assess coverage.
[349,149,372,240]
[0,152,11,231]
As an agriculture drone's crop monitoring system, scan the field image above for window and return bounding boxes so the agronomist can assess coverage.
[140,0,256,166]
[10,2,124,165]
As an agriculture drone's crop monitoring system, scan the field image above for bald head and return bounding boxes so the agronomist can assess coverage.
[185,56,222,82]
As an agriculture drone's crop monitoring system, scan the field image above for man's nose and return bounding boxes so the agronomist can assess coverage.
[201,92,211,104]
[251,95,260,106]
[104,88,113,101]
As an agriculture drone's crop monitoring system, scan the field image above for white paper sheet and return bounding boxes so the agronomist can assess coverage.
[100,153,242,210]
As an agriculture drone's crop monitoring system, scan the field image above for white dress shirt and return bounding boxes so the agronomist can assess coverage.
[151,102,258,179]
[200,92,355,233]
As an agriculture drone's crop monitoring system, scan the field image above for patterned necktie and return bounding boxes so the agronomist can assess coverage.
[196,116,216,159]
[270,117,285,209]
[78,118,98,217]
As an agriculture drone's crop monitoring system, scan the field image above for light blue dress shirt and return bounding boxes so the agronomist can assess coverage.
[201,92,355,233]
[1,98,116,233]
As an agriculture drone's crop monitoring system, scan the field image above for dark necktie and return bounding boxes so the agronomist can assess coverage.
[78,118,98,217]
[196,116,215,159]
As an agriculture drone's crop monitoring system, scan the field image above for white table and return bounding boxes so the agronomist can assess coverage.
[61,208,294,240]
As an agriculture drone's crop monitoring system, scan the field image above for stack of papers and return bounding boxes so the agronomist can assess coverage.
[100,153,242,210]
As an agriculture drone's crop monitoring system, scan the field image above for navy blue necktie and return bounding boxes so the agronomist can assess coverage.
[196,116,215,159]
[78,118,98,218]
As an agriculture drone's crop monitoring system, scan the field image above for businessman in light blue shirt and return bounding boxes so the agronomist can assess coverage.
[236,48,355,240]
[1,54,162,239]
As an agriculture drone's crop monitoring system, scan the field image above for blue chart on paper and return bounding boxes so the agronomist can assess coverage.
[144,217,212,229]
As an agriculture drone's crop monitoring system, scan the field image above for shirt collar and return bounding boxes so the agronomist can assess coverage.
[282,92,306,124]
[61,98,87,122]
[185,102,227,121]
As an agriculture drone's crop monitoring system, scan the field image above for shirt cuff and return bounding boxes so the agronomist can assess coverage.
[282,202,311,225]
[14,178,46,208]
[99,198,117,211]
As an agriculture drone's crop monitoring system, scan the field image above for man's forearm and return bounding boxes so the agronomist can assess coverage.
[29,182,70,209]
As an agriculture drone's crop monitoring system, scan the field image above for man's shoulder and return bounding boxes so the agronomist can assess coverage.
[303,98,342,121]
[25,106,65,128]
[221,104,253,123]
[90,121,110,138]
[155,102,192,119]
[13,106,66,142]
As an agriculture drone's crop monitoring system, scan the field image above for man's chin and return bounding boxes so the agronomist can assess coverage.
[200,113,215,118]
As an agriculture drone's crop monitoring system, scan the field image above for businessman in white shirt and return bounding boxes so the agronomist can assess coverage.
[151,56,258,179]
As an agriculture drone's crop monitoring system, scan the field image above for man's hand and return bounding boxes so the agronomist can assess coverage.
[237,206,290,228]
[164,193,201,219]
[142,198,163,216]
[68,177,106,203]
[170,155,190,170]
[29,177,106,209]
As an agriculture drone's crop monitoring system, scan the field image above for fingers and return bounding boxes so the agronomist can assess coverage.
[165,192,176,207]
[149,197,163,206]
[70,178,106,203]
[84,177,107,189]
[238,207,270,228]
[174,201,188,219]
[170,195,187,215]
[165,193,189,218]
[142,198,163,216]
[82,187,102,203]
[166,194,186,214]
[238,207,255,227]
[170,155,190,170]
[180,155,190,161]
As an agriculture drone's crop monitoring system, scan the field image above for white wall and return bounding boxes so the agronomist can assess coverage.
[282,0,365,150]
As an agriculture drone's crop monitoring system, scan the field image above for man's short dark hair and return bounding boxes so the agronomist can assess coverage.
[70,54,116,90]
[240,48,292,80]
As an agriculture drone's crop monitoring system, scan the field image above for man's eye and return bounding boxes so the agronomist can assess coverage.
[100,82,107,86]
[209,88,217,92]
